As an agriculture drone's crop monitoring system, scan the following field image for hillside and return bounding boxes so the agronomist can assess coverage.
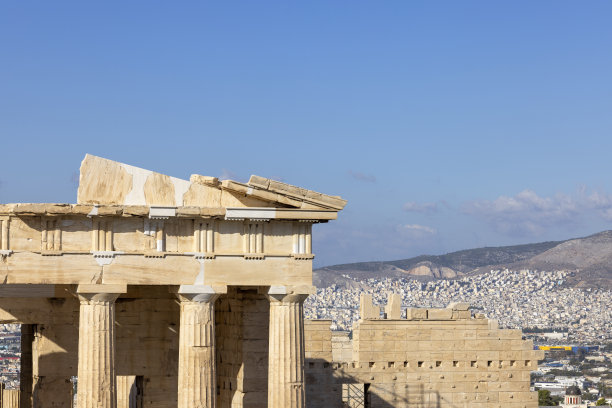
[314,231,612,289]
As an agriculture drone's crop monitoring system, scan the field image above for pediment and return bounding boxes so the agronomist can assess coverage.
[77,154,346,211]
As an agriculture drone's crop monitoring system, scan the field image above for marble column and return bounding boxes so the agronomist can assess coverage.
[267,287,310,408]
[20,324,33,408]
[117,376,140,408]
[76,285,125,408]
[176,286,221,408]
[3,390,20,407]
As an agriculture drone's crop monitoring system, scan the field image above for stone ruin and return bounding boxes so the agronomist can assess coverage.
[0,154,345,408]
[304,293,543,408]
[0,154,541,408]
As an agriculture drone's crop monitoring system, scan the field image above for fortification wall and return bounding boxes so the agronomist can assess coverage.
[304,294,543,408]
[331,331,352,363]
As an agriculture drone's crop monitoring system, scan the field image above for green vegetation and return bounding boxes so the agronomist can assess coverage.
[538,389,558,406]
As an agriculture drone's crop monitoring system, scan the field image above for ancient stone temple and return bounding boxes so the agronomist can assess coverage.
[0,154,346,408]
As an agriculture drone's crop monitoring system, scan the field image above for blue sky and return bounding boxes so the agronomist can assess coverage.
[1,1,612,267]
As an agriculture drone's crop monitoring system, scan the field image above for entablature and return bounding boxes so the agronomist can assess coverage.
[0,155,346,287]
[0,210,322,266]
[0,204,336,221]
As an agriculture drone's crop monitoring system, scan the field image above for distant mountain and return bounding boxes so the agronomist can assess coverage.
[314,231,612,289]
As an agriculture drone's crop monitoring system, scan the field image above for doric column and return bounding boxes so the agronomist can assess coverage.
[117,376,141,408]
[267,286,314,408]
[20,324,33,408]
[176,285,224,408]
[3,389,20,407]
[76,284,126,408]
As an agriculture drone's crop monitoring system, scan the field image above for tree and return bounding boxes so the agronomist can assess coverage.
[538,389,557,406]
[596,397,607,406]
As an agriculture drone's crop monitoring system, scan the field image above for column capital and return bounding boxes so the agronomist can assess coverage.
[77,284,126,303]
[175,284,227,303]
[267,285,315,303]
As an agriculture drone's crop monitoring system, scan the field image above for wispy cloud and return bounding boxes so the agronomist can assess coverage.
[313,221,439,266]
[397,223,437,235]
[348,170,376,183]
[462,188,612,236]
[403,201,439,214]
[582,190,612,221]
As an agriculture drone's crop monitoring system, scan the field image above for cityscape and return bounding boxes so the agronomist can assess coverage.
[304,268,612,405]
[305,268,611,344]
[0,325,21,390]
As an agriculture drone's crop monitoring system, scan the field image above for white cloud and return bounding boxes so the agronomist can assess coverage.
[403,201,439,214]
[313,221,440,266]
[397,224,437,235]
[583,191,612,221]
[463,188,612,236]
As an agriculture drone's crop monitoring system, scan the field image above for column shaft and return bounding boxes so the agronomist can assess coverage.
[267,294,307,408]
[177,295,218,408]
[77,293,119,408]
[3,390,20,408]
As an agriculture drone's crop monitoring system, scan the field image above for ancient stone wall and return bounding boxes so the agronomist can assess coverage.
[32,299,78,408]
[216,289,245,407]
[305,320,332,362]
[304,320,341,408]
[331,331,352,363]
[216,288,270,408]
[304,295,543,408]
[115,297,179,408]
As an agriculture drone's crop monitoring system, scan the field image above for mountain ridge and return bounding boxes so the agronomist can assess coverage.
[314,231,612,289]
